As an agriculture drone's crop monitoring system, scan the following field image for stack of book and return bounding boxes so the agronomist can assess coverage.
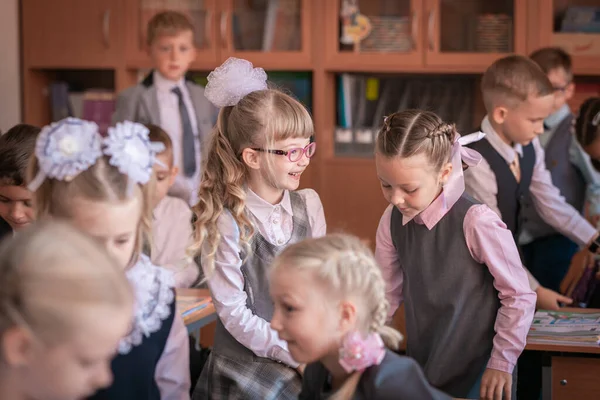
[528,310,600,347]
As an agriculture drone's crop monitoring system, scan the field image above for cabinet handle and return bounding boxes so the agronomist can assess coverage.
[560,379,567,386]
[428,9,435,52]
[411,10,418,51]
[220,11,228,49]
[103,9,111,48]
[205,10,212,48]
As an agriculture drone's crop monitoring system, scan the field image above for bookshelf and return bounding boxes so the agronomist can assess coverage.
[19,0,600,243]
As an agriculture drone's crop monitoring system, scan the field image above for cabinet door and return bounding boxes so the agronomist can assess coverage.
[22,0,123,68]
[551,356,600,400]
[124,0,219,70]
[218,0,311,70]
[425,0,526,71]
[537,0,600,74]
[324,0,424,72]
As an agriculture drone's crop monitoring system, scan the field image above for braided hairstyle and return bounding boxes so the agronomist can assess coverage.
[377,109,456,172]
[270,234,403,400]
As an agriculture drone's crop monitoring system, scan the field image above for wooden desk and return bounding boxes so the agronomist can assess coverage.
[176,288,217,334]
[525,308,600,400]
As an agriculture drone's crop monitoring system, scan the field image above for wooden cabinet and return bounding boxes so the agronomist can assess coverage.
[325,0,424,71]
[534,0,600,74]
[124,0,311,70]
[124,0,219,70]
[551,356,600,400]
[22,0,124,68]
[425,0,527,69]
[325,0,525,73]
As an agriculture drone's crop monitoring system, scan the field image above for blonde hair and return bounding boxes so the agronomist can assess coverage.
[271,234,403,400]
[28,155,154,259]
[191,88,313,276]
[147,11,195,46]
[376,109,456,172]
[481,55,554,111]
[0,221,133,347]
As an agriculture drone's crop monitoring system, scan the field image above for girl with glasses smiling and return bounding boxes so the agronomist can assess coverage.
[190,57,326,400]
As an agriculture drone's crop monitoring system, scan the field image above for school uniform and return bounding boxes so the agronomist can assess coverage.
[518,106,587,291]
[376,167,535,398]
[464,116,596,256]
[299,349,452,400]
[193,188,326,400]
[88,254,190,400]
[112,71,218,206]
[464,116,598,400]
[152,195,199,288]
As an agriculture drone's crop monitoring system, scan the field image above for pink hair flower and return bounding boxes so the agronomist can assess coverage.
[339,331,386,373]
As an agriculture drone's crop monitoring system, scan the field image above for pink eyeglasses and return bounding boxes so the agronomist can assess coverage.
[251,142,316,162]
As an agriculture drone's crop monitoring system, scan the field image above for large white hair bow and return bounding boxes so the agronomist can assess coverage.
[204,57,268,108]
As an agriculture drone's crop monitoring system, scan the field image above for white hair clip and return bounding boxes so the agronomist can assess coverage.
[204,57,268,108]
[104,121,165,195]
[28,118,103,192]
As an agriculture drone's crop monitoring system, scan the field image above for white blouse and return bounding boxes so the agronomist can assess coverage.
[202,188,326,367]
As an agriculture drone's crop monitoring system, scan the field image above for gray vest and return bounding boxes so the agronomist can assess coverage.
[521,114,586,239]
[390,194,500,398]
[212,191,311,361]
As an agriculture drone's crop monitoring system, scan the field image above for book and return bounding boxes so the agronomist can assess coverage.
[177,294,212,318]
[528,310,600,347]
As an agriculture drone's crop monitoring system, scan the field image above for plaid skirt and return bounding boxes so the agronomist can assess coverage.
[193,352,301,400]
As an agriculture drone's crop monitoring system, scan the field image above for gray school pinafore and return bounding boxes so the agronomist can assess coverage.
[390,194,507,398]
[193,191,311,400]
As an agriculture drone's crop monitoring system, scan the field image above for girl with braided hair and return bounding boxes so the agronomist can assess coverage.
[269,233,452,400]
[375,110,536,400]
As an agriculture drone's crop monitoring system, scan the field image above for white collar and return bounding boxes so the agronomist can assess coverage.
[153,70,185,93]
[481,116,523,162]
[119,254,175,355]
[245,188,294,222]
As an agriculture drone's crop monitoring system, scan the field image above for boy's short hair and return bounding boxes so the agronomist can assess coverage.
[146,11,195,46]
[146,124,173,165]
[481,55,554,112]
[530,47,573,80]
[0,124,41,186]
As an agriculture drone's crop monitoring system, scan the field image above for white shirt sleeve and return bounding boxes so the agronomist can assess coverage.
[464,158,503,219]
[299,188,327,238]
[203,211,299,368]
[152,198,199,288]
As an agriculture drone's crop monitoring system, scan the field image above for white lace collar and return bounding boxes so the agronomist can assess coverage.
[118,255,175,355]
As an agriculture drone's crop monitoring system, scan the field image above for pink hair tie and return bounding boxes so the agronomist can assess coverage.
[339,331,386,373]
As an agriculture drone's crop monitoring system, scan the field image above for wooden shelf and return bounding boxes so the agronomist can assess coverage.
[20,0,600,241]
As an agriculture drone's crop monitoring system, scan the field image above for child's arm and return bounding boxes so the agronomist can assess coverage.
[463,157,503,218]
[155,303,191,400]
[204,211,299,367]
[375,205,404,321]
[529,138,597,246]
[463,205,536,374]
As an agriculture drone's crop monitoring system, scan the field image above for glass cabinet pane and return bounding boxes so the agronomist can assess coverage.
[231,0,302,52]
[553,0,600,34]
[339,0,413,53]
[440,0,514,53]
[140,0,210,50]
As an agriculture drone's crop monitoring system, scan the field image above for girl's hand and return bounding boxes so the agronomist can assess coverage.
[480,368,512,400]
[296,364,306,377]
[535,286,573,310]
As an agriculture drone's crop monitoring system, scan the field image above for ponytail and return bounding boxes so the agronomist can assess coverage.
[190,106,254,277]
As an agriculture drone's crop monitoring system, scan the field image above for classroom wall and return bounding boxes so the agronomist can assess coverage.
[0,0,21,132]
